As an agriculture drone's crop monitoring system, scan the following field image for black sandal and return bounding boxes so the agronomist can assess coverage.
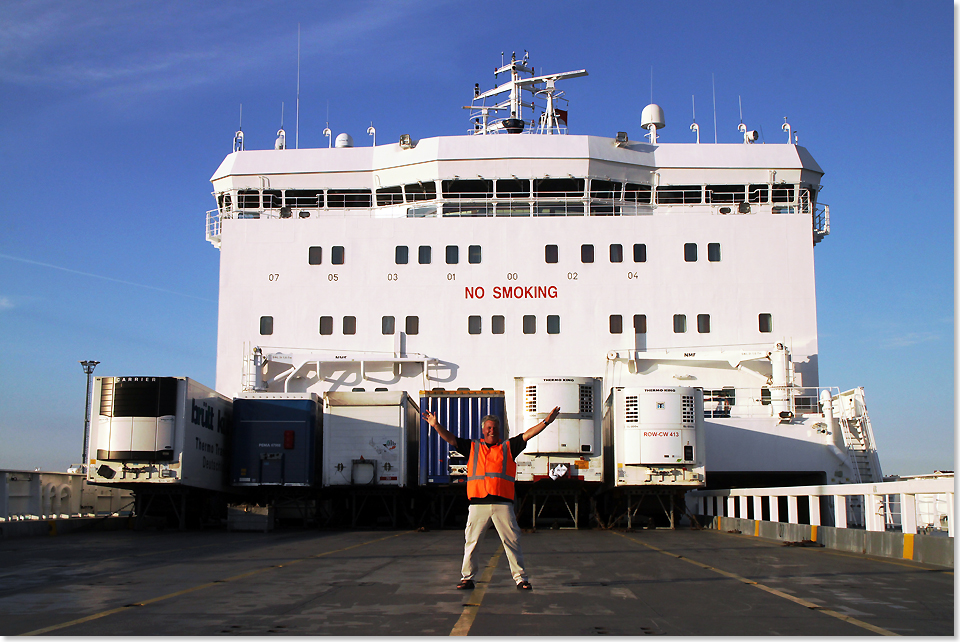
[456,579,475,590]
[516,580,532,590]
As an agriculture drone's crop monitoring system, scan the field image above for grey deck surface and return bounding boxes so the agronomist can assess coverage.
[0,526,952,636]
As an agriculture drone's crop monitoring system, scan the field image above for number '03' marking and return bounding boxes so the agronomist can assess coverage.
[387,273,398,281]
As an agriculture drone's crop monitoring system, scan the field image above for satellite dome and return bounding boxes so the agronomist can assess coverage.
[334,133,354,148]
[641,104,665,130]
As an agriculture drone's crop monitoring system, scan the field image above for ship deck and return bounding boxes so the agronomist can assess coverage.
[1,526,952,636]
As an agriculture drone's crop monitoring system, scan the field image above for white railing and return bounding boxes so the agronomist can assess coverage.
[0,470,134,521]
[688,476,955,536]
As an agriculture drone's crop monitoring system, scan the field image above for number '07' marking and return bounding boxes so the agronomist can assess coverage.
[268,274,279,281]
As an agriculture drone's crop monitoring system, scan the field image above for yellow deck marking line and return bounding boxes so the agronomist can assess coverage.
[613,531,898,637]
[450,546,503,636]
[20,531,410,636]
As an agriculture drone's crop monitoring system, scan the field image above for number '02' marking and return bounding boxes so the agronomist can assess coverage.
[268,273,279,281]
[567,272,578,280]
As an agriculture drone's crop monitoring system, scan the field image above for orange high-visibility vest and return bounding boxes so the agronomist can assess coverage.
[466,439,517,501]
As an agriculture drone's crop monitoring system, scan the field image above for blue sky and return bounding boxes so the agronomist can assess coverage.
[0,0,953,476]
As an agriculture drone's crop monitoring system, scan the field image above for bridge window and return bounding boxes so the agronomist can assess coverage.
[609,244,623,263]
[634,314,647,333]
[332,246,345,265]
[748,184,768,203]
[259,316,273,335]
[262,190,282,208]
[319,316,333,335]
[535,178,584,198]
[238,189,260,209]
[684,243,697,262]
[706,185,745,204]
[634,244,647,263]
[286,189,323,208]
[708,243,721,262]
[446,246,459,264]
[468,245,481,264]
[759,313,773,333]
[395,246,408,264]
[376,186,404,206]
[405,316,419,335]
[581,244,594,263]
[419,246,431,264]
[468,316,481,334]
[610,315,623,334]
[496,178,530,197]
[590,180,622,200]
[697,314,711,333]
[624,183,652,203]
[308,246,323,265]
[545,245,559,264]
[772,184,796,203]
[492,315,505,334]
[343,316,356,335]
[382,316,395,335]
[405,181,436,202]
[674,314,687,333]
[327,189,372,208]
[547,315,560,334]
[657,185,702,204]
[523,315,536,334]
[442,179,492,199]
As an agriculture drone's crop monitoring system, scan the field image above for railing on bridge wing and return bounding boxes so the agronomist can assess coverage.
[688,476,954,537]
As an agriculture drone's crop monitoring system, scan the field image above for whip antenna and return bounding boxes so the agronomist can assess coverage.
[712,74,717,144]
[296,23,300,149]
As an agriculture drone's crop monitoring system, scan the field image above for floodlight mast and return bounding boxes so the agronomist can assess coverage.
[79,360,100,473]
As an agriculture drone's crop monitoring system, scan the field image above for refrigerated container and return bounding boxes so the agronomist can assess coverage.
[419,390,506,485]
[231,392,321,486]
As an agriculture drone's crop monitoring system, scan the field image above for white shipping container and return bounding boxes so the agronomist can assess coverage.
[322,391,419,487]
[87,377,232,493]
[603,386,706,488]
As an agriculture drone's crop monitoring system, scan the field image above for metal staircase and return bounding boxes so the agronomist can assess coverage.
[834,387,883,484]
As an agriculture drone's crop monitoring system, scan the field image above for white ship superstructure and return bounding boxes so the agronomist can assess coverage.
[207,54,880,488]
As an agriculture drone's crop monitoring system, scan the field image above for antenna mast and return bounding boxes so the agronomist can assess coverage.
[712,74,717,144]
[296,24,300,149]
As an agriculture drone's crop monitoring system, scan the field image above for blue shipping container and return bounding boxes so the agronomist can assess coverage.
[419,390,506,485]
[231,394,321,487]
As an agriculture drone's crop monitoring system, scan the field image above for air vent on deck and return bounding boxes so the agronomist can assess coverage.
[625,396,638,423]
[579,384,593,414]
[525,385,537,413]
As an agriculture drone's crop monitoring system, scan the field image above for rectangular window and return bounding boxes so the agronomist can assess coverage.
[624,183,652,203]
[610,314,623,334]
[535,178,584,198]
[404,181,436,202]
[285,189,323,208]
[523,315,537,334]
[382,316,395,335]
[634,244,647,263]
[327,189,372,208]
[634,314,647,333]
[319,316,333,335]
[343,316,356,335]
[674,314,687,333]
[262,190,281,208]
[759,313,773,333]
[657,185,702,204]
[748,184,769,204]
[238,189,260,209]
[496,178,530,197]
[332,246,345,265]
[308,246,323,265]
[395,246,408,264]
[442,179,492,199]
[446,245,459,264]
[772,184,796,203]
[468,316,481,334]
[419,246,431,264]
[707,243,721,262]
[581,244,594,263]
[405,316,419,335]
[590,179,622,200]
[684,243,697,262]
[468,245,481,264]
[545,245,559,264]
[706,185,746,204]
[492,315,505,334]
[547,315,560,334]
[609,244,623,263]
[376,186,404,206]
[259,316,273,335]
[697,314,711,333]
[704,388,736,418]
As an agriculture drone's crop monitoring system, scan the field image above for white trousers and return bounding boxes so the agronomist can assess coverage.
[461,503,528,583]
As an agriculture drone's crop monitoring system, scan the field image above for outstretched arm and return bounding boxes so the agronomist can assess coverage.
[522,406,561,442]
[422,410,459,448]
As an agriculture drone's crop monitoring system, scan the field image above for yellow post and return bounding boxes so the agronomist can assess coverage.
[903,533,914,560]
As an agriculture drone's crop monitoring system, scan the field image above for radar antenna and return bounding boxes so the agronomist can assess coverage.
[233,103,244,152]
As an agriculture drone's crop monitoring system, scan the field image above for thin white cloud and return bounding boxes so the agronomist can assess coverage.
[878,332,940,349]
[0,296,14,311]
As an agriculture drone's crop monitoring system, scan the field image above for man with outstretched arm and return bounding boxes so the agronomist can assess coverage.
[422,405,561,591]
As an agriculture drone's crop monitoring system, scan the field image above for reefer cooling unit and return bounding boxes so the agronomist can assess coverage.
[321,391,419,487]
[513,377,603,483]
[603,386,706,487]
[419,390,506,485]
[87,376,232,492]
[231,393,321,487]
